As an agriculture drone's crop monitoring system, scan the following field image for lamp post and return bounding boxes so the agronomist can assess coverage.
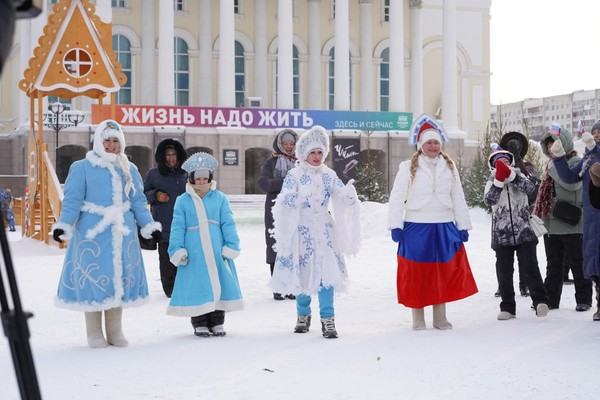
[43,102,84,150]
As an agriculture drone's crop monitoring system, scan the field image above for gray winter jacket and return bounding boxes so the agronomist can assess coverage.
[538,129,583,235]
[484,170,538,250]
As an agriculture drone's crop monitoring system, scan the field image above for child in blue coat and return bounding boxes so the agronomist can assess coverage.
[167,152,244,337]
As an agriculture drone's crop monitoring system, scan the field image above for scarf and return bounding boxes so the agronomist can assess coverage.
[191,181,213,198]
[533,163,553,217]
[274,153,297,178]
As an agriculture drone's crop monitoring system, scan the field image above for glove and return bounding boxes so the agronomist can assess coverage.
[550,140,565,158]
[459,230,469,242]
[494,159,512,182]
[391,228,404,243]
[582,132,597,151]
[53,228,64,243]
[590,163,600,188]
[150,230,162,242]
[155,190,170,203]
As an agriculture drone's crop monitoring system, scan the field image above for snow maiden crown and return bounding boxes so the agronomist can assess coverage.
[92,119,126,157]
[296,125,330,161]
[182,152,219,178]
[409,113,448,150]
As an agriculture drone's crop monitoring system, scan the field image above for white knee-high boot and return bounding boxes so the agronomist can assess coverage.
[411,308,426,330]
[105,307,128,347]
[85,311,108,348]
[432,303,453,330]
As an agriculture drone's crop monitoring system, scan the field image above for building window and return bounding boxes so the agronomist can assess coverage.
[173,0,184,12]
[383,0,390,22]
[234,0,241,14]
[331,0,335,20]
[112,0,125,7]
[275,45,301,109]
[174,37,189,106]
[328,47,352,110]
[235,41,246,107]
[47,96,71,111]
[112,34,132,104]
[380,48,389,111]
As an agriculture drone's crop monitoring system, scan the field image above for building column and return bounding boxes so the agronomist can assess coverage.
[140,1,156,104]
[388,0,405,111]
[359,0,373,111]
[254,0,267,105]
[277,0,294,109]
[198,0,213,106]
[442,0,461,133]
[334,0,350,110]
[157,0,174,105]
[409,0,423,117]
[307,0,322,110]
[19,20,32,125]
[218,0,235,107]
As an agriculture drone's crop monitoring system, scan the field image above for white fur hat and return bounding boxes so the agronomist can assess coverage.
[296,125,329,161]
[92,120,126,158]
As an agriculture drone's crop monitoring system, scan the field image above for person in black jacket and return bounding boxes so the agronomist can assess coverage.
[144,139,187,297]
[258,129,299,300]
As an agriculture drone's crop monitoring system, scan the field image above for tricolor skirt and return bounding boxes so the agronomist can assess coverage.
[396,222,478,308]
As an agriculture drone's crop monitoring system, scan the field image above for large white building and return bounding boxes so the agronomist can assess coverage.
[1,0,492,195]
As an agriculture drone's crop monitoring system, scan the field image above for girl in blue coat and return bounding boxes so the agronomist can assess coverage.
[167,152,243,337]
[52,120,162,348]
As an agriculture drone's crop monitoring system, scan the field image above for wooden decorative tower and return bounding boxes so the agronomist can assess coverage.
[18,0,126,244]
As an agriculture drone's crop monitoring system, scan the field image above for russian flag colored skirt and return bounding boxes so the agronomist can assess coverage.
[396,222,478,308]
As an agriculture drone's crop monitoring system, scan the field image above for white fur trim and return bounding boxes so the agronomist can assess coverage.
[170,248,188,266]
[493,178,506,188]
[52,221,73,240]
[139,221,162,239]
[222,246,240,260]
[506,169,517,182]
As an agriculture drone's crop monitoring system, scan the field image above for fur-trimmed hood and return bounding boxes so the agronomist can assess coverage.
[155,138,187,175]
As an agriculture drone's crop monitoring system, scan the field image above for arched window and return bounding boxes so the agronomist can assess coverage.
[380,47,389,111]
[174,37,190,106]
[235,41,246,107]
[328,47,352,110]
[112,34,132,104]
[275,45,300,109]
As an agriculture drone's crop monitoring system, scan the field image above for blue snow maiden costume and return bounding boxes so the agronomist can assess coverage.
[167,152,244,318]
[53,120,161,311]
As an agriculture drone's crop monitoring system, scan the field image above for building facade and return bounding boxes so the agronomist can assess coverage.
[490,89,600,141]
[1,0,492,196]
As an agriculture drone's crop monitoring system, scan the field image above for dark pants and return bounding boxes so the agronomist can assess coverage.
[495,242,549,314]
[543,234,592,308]
[191,310,225,329]
[158,241,177,297]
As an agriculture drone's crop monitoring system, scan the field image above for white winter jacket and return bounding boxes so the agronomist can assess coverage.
[387,154,472,231]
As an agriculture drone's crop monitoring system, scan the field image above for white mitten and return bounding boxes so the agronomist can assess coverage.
[550,140,565,157]
[582,132,597,151]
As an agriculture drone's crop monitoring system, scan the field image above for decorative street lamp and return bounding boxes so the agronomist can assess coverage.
[43,102,84,150]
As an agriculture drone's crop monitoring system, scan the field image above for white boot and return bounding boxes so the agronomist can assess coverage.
[105,307,128,347]
[85,311,108,348]
[411,308,426,330]
[432,303,453,330]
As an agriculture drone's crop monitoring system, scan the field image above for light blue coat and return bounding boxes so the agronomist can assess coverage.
[167,184,244,317]
[54,151,160,311]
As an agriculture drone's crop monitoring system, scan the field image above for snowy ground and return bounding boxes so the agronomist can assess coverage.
[1,203,598,400]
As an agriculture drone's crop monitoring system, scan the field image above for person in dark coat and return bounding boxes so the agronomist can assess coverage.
[498,131,540,297]
[534,128,591,312]
[144,138,187,297]
[484,147,550,320]
[258,129,299,300]
[551,122,600,320]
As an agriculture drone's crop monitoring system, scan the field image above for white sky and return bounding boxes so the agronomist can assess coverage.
[490,0,600,104]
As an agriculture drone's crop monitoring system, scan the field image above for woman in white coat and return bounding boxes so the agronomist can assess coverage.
[270,126,361,339]
[387,114,477,330]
